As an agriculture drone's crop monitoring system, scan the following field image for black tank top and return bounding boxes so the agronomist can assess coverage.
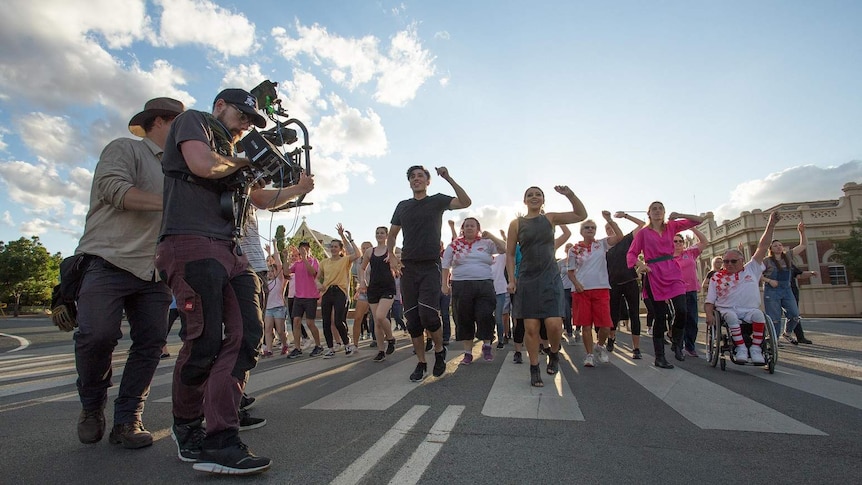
[368,249,396,290]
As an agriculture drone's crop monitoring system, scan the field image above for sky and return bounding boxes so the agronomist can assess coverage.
[1,0,861,259]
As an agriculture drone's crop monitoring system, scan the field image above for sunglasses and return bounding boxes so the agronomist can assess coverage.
[673,240,684,243]
[724,259,741,264]
[229,104,250,123]
[582,226,596,230]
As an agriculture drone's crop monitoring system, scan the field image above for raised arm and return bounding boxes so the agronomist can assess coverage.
[667,211,705,225]
[387,225,403,277]
[448,220,457,241]
[690,227,708,251]
[604,211,624,246]
[791,222,807,256]
[554,224,572,250]
[614,211,646,235]
[545,185,587,226]
[482,230,506,253]
[752,212,780,264]
[436,167,472,210]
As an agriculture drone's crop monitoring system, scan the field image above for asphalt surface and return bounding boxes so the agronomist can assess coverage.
[1,315,860,484]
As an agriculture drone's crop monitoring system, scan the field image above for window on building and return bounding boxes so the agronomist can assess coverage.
[828,265,847,285]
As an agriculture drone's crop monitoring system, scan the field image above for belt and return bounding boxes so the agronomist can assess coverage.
[646,254,674,264]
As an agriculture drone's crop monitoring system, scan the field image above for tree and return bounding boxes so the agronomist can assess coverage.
[833,211,862,282]
[0,236,61,316]
[275,225,287,253]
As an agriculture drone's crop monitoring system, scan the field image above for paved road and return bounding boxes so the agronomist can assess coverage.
[1,316,860,484]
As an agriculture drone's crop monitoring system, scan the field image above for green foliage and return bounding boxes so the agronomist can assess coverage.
[275,225,287,252]
[286,233,327,262]
[0,236,61,315]
[833,211,862,282]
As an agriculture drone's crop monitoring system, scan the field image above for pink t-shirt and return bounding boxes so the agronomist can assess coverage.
[626,218,697,301]
[266,274,286,309]
[675,246,702,293]
[290,258,320,299]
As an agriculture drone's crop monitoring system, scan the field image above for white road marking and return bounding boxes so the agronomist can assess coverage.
[481,348,584,421]
[757,366,862,410]
[387,405,465,485]
[0,332,30,352]
[329,405,429,485]
[609,353,827,435]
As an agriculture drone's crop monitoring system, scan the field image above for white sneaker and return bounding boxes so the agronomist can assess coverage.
[647,327,653,336]
[345,344,356,356]
[301,338,313,350]
[595,344,610,364]
[734,345,749,362]
[322,348,336,359]
[333,343,343,352]
[748,346,765,364]
[584,354,596,367]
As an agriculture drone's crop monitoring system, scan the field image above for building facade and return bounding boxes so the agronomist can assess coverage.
[694,181,862,317]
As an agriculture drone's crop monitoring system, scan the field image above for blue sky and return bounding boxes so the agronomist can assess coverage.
[1,0,860,258]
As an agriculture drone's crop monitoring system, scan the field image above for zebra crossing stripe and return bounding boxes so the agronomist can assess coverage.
[608,353,827,435]
[330,405,429,485]
[481,348,584,421]
[387,405,465,485]
[304,357,428,410]
[756,366,862,411]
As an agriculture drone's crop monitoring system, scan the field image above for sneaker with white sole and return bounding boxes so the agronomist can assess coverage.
[748,346,765,364]
[345,344,356,356]
[192,441,271,475]
[300,338,313,350]
[310,346,324,357]
[584,354,596,367]
[595,344,610,364]
[734,345,749,362]
[459,353,473,365]
[322,348,335,359]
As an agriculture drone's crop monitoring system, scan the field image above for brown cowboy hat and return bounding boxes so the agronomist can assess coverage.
[128,97,185,137]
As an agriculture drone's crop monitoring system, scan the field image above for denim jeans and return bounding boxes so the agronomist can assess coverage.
[683,291,699,352]
[764,285,800,337]
[74,257,171,424]
[494,292,510,341]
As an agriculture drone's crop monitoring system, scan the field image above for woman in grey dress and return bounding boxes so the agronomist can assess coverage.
[506,185,587,387]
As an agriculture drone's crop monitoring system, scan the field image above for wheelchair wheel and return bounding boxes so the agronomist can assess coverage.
[763,314,777,374]
[707,310,720,367]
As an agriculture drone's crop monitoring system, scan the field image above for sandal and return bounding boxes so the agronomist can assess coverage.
[530,364,544,387]
[546,351,559,375]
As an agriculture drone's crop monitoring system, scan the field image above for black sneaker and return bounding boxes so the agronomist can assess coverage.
[425,338,433,352]
[287,348,302,359]
[77,408,105,444]
[409,362,427,382]
[238,410,266,431]
[632,348,642,360]
[513,351,523,364]
[386,339,396,355]
[369,341,378,348]
[433,347,447,377]
[373,351,386,362]
[606,338,615,353]
[496,342,504,349]
[310,346,324,357]
[192,441,271,475]
[239,395,255,411]
[171,419,206,463]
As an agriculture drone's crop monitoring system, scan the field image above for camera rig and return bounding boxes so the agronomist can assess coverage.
[220,80,313,250]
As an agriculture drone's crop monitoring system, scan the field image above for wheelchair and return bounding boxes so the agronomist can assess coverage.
[706,310,777,374]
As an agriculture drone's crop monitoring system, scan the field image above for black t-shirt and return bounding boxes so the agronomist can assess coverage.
[606,232,638,285]
[391,193,453,262]
[160,110,235,240]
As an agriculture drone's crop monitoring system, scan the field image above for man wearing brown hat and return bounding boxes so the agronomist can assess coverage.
[156,88,272,475]
[73,97,184,450]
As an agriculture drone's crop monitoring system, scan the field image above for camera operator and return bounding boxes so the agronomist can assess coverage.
[156,88,283,475]
[73,97,184,450]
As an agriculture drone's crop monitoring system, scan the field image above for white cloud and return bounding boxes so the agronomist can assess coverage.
[448,204,521,237]
[374,26,436,106]
[712,162,862,222]
[18,113,88,167]
[2,211,12,227]
[315,95,387,158]
[0,1,193,115]
[0,160,91,213]
[271,21,435,106]
[434,31,450,40]
[20,217,83,238]
[220,64,267,94]
[278,69,324,122]
[155,0,257,57]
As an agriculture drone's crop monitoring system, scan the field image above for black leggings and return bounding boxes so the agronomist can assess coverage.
[643,277,686,339]
[610,280,641,336]
[321,286,350,348]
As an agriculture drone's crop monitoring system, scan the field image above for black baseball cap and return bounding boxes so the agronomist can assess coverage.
[214,88,267,128]
[298,241,311,248]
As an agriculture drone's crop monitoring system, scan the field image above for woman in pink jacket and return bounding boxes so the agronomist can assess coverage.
[626,201,703,368]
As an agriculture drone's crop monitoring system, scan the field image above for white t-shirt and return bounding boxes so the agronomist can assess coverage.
[442,238,498,281]
[566,238,611,290]
[706,259,766,312]
[491,254,508,294]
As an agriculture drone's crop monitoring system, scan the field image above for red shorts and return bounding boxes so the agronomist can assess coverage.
[573,289,613,328]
